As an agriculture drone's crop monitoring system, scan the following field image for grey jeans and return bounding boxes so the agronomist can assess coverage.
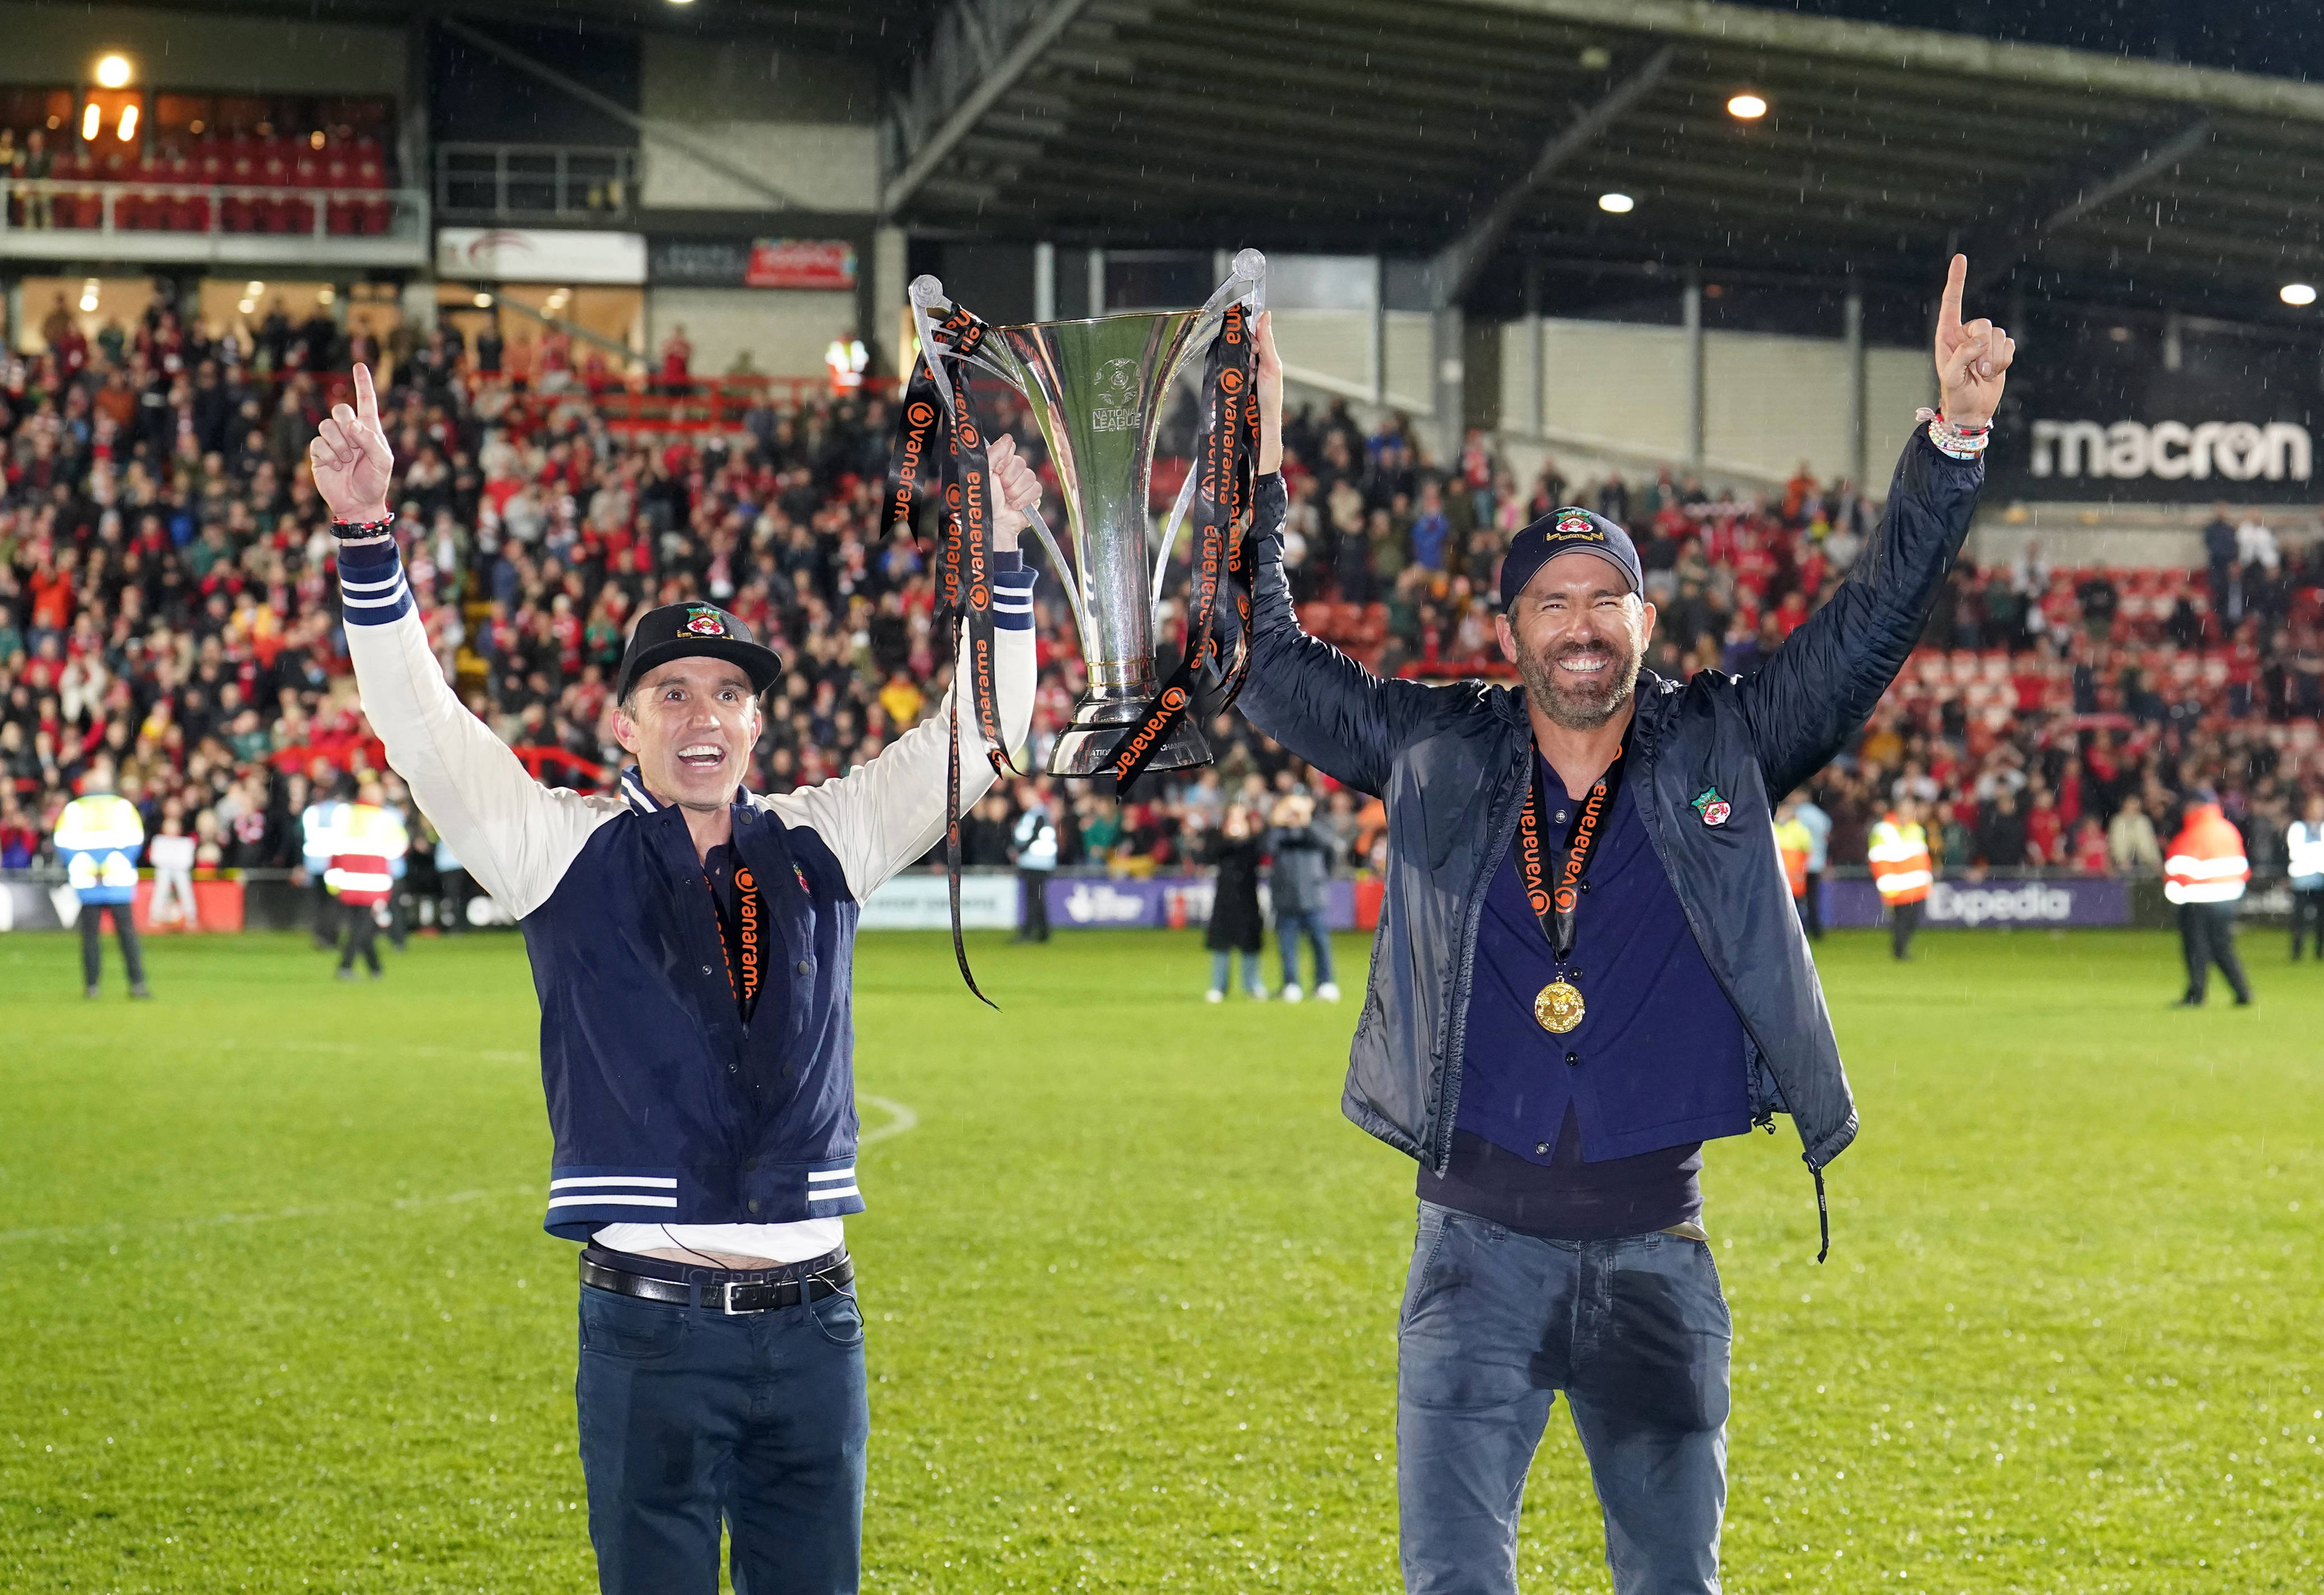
[1396,1201,1732,1595]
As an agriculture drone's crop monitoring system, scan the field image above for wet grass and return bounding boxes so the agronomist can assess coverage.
[2,926,2318,1592]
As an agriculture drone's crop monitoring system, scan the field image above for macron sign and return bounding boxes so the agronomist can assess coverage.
[2027,418,2311,485]
[1985,309,2324,502]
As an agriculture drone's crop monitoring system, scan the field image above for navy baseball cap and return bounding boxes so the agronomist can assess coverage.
[616,601,785,704]
[1499,506,1643,608]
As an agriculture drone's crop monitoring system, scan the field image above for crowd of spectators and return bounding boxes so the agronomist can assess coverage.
[4,284,2321,910]
[1266,408,2324,884]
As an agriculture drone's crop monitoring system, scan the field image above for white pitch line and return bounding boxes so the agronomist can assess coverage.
[0,1185,534,1247]
[860,1094,919,1146]
[38,1037,533,1064]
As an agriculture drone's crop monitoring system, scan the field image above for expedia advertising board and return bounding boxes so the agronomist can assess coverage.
[1823,876,2130,929]
[1987,312,2322,502]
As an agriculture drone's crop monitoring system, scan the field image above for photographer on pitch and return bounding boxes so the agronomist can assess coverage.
[1225,257,2011,1594]
[311,363,1041,1595]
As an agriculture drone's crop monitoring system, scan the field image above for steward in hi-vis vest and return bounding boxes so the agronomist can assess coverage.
[1774,798,1814,933]
[1868,798,1935,961]
[325,782,408,980]
[53,766,151,1000]
[2289,792,2324,961]
[2165,789,2252,1008]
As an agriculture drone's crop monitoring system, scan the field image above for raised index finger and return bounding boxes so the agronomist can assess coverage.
[353,362,378,427]
[1938,254,1967,338]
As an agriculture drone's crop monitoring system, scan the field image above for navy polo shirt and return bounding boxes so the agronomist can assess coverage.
[1418,751,1752,1238]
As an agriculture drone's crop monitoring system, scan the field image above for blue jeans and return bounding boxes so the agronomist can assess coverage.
[1277,908,1335,987]
[1211,948,1263,993]
[1397,1203,1731,1595]
[576,1250,869,1593]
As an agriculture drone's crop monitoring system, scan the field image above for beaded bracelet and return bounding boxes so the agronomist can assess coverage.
[332,513,396,543]
[1916,407,1990,462]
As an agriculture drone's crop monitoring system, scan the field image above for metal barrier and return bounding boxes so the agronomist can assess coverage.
[1,177,428,243]
[587,375,900,435]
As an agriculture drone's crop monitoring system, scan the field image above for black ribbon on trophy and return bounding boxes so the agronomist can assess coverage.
[888,298,1020,1010]
[1515,725,1633,1037]
[1102,300,1260,794]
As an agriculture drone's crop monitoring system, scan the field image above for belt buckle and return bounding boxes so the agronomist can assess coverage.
[721,1279,766,1316]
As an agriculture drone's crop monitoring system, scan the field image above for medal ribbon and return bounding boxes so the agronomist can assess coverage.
[889,304,1016,782]
[1515,725,1633,964]
[887,303,1012,1008]
[706,863,763,1022]
[1102,300,1258,792]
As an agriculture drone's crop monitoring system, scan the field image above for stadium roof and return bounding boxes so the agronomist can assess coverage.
[35,0,2324,317]
[880,0,2324,316]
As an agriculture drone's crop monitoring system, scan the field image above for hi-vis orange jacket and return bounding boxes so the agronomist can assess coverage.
[1867,813,1934,906]
[2163,802,2249,905]
[1775,814,1814,900]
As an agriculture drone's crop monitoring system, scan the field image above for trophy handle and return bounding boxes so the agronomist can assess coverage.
[907,275,1096,648]
[1149,249,1268,630]
[1018,500,1093,649]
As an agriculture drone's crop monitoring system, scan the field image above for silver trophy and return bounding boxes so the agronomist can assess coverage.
[909,249,1267,776]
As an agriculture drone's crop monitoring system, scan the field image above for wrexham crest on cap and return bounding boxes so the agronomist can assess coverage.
[1550,510,1601,540]
[683,607,729,637]
[1691,786,1732,827]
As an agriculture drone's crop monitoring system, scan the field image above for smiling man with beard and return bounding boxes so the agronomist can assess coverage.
[1226,256,2013,1594]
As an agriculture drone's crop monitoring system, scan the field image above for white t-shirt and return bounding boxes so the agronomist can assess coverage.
[594,1218,843,1265]
[149,834,197,872]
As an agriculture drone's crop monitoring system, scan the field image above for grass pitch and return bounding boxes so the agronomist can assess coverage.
[1,924,2319,1593]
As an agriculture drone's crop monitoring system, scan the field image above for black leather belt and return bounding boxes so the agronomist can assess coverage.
[580,1252,855,1316]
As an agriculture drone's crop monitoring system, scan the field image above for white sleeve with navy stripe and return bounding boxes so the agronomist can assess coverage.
[339,535,1039,917]
[756,548,1039,901]
[338,537,615,919]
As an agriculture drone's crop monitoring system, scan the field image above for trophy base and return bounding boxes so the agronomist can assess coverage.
[1047,693,1212,779]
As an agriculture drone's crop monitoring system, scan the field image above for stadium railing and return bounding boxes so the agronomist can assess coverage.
[4,866,2289,937]
[0,178,428,242]
[586,375,900,435]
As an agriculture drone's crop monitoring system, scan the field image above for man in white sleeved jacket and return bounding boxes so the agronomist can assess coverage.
[311,364,1041,1595]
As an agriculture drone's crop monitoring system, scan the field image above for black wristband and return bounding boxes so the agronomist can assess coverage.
[332,514,395,540]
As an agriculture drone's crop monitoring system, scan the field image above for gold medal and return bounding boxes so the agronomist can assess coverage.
[1534,979,1585,1034]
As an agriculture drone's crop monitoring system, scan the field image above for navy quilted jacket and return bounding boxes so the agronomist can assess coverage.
[1230,428,1984,1180]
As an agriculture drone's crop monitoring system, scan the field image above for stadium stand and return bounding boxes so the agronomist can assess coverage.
[4,295,2318,922]
[1,95,397,238]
